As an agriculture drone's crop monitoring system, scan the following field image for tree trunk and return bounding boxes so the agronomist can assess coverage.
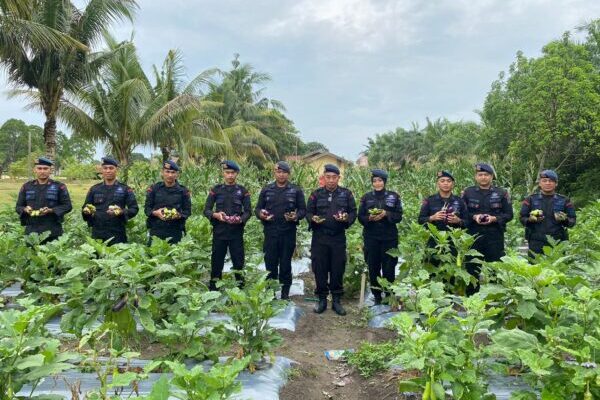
[118,150,130,183]
[161,146,170,163]
[44,115,57,160]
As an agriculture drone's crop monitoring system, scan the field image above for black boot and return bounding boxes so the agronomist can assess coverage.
[332,295,346,316]
[373,294,382,306]
[281,286,290,300]
[313,297,327,314]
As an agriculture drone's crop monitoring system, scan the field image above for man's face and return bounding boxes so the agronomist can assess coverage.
[274,168,289,185]
[223,169,238,184]
[162,169,178,184]
[539,177,557,193]
[372,177,385,191]
[102,165,118,181]
[34,165,51,180]
[437,177,454,193]
[324,172,340,190]
[475,171,493,187]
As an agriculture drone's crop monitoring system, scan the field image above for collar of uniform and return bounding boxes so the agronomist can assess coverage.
[475,186,494,192]
[162,181,180,189]
[33,179,53,186]
[436,193,453,200]
[271,181,289,189]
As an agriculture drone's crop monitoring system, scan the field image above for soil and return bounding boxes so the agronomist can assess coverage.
[278,273,405,400]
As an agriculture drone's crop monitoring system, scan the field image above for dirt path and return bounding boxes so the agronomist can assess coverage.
[278,274,400,400]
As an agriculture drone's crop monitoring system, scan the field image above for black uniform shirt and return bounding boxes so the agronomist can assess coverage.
[358,189,403,239]
[82,181,138,238]
[462,185,513,233]
[15,179,72,235]
[203,183,251,239]
[145,181,191,233]
[254,182,307,234]
[306,186,357,236]
[418,193,467,231]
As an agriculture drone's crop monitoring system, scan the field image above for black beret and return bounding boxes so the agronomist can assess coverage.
[540,169,558,182]
[371,168,388,182]
[275,161,291,173]
[221,160,240,172]
[101,156,119,167]
[475,163,495,177]
[35,157,54,167]
[436,170,454,181]
[163,160,180,172]
[323,164,340,175]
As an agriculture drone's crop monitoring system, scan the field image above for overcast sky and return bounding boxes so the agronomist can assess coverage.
[2,0,599,160]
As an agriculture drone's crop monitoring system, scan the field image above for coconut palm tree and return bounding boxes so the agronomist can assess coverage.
[59,37,212,180]
[1,0,137,160]
[205,54,283,164]
[148,49,231,163]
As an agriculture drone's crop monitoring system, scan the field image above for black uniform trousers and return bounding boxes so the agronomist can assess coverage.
[364,236,398,299]
[466,227,505,295]
[27,226,62,245]
[311,232,346,298]
[264,230,296,289]
[150,225,184,244]
[94,232,127,245]
[210,234,244,290]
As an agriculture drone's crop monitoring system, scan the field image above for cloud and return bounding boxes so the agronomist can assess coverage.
[262,0,424,52]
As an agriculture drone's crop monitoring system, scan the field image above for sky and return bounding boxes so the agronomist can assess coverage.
[2,0,600,161]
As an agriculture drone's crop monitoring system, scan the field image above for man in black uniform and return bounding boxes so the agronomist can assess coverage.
[462,163,513,294]
[82,157,138,245]
[519,170,576,256]
[418,170,468,248]
[306,164,357,315]
[145,160,191,244]
[203,160,252,290]
[357,169,403,305]
[15,157,72,243]
[255,161,306,300]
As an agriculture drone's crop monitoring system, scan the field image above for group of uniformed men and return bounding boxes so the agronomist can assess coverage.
[16,157,577,316]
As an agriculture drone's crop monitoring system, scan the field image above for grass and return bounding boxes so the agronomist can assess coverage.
[0,178,99,208]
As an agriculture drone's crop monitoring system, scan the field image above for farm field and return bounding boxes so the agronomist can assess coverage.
[0,179,97,208]
[1,163,598,399]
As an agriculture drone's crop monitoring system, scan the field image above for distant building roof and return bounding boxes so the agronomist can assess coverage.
[301,150,351,165]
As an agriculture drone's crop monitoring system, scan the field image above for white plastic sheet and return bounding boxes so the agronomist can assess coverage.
[18,356,296,400]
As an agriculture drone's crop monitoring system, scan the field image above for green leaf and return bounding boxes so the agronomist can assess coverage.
[492,329,539,351]
[39,286,66,295]
[514,286,537,300]
[23,362,74,380]
[147,375,170,400]
[138,308,156,333]
[517,349,553,376]
[89,276,113,290]
[432,382,446,399]
[109,371,138,387]
[516,301,538,319]
[451,382,464,398]
[65,266,89,279]
[16,354,45,369]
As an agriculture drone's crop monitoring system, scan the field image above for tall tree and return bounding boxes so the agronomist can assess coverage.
[0,119,44,175]
[205,54,280,164]
[1,0,137,160]
[149,49,230,163]
[59,37,199,179]
[481,33,600,187]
